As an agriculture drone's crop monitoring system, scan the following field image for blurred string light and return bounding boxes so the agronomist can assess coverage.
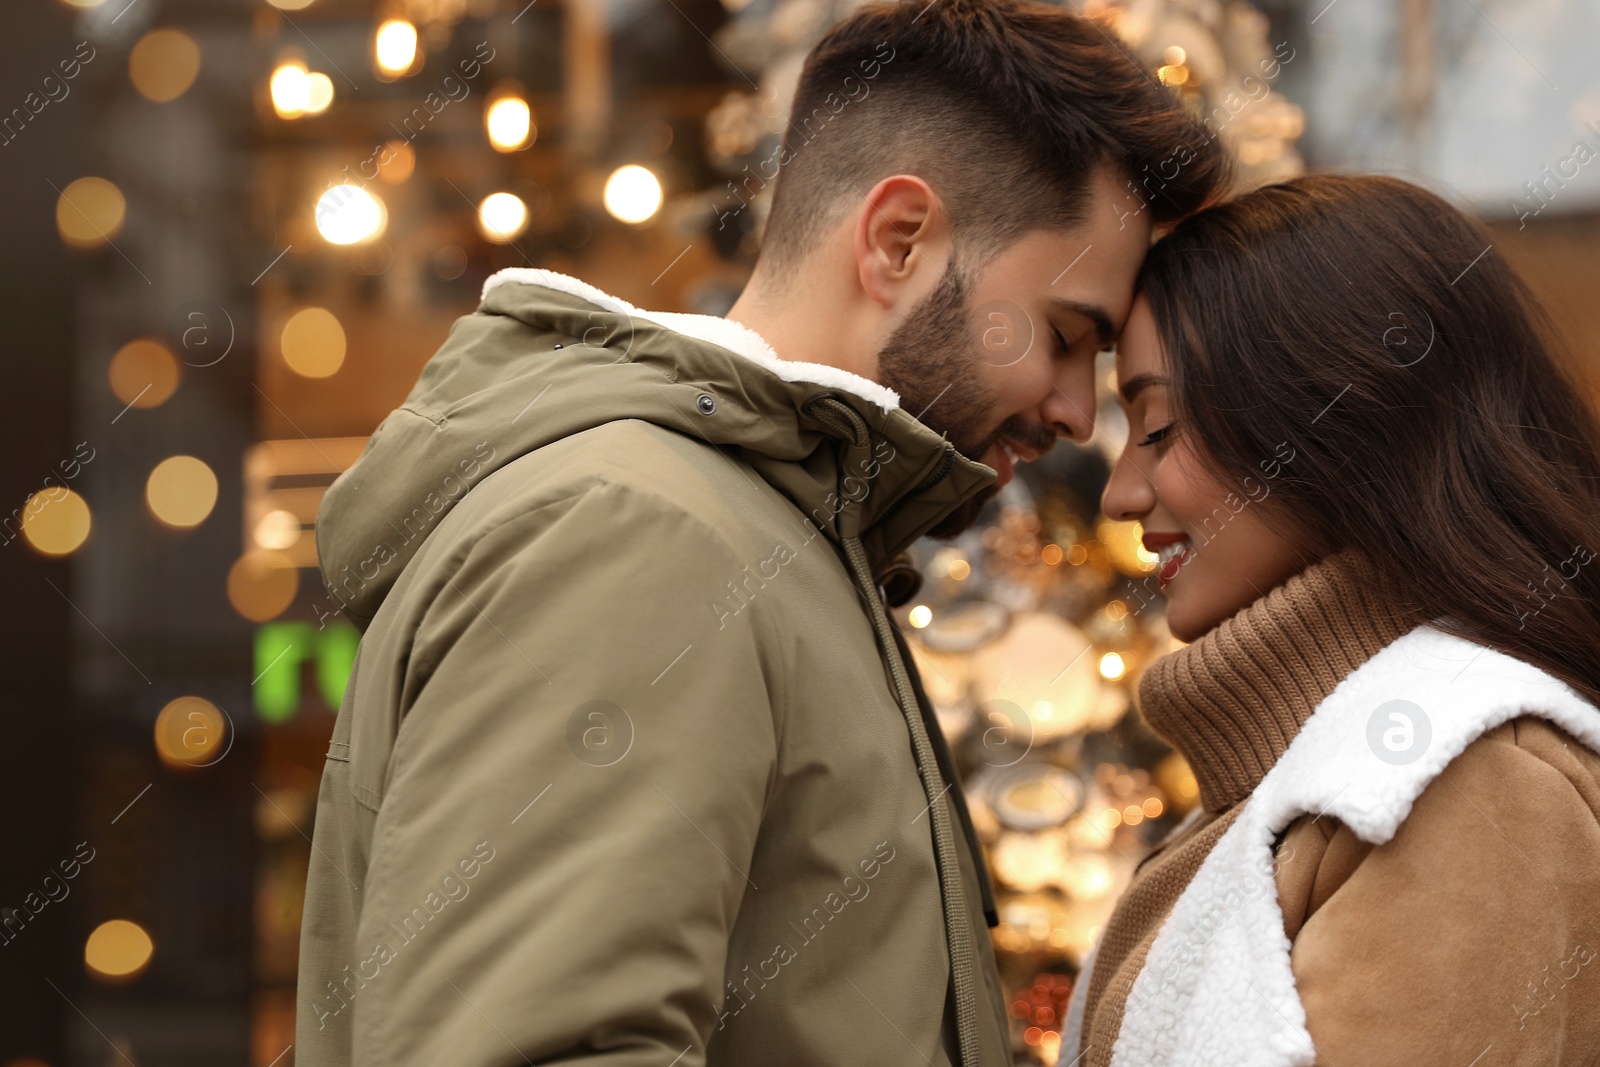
[477,192,529,243]
[55,177,125,248]
[374,19,419,78]
[315,184,386,245]
[109,338,180,408]
[907,604,933,628]
[253,509,301,551]
[603,165,663,224]
[267,0,315,8]
[85,920,153,981]
[153,695,227,768]
[146,455,218,528]
[485,85,534,152]
[129,29,200,103]
[1157,44,1190,87]
[1098,651,1127,681]
[59,0,106,7]
[270,58,333,119]
[280,307,346,377]
[20,489,91,556]
[228,549,299,622]
[377,139,415,184]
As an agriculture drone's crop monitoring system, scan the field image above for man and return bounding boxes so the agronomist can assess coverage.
[296,0,1225,1063]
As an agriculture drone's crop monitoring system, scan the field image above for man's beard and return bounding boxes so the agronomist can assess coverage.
[875,265,1015,539]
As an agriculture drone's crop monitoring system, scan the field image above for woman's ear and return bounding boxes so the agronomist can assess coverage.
[852,174,951,309]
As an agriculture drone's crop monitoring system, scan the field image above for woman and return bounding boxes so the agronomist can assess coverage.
[1060,175,1600,1067]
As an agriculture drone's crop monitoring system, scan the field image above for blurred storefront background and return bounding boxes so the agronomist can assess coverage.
[0,0,1595,1063]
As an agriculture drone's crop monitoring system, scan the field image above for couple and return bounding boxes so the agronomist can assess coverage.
[296,0,1600,1064]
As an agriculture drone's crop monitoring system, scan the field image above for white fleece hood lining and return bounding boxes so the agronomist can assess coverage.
[482,268,902,413]
[1061,624,1600,1067]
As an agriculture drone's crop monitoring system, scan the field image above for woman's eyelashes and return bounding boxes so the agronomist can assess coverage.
[1136,421,1177,448]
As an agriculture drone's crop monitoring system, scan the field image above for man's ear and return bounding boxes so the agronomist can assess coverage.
[853,175,950,309]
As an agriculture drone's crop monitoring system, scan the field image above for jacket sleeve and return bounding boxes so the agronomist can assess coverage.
[1282,717,1600,1067]
[347,480,783,1066]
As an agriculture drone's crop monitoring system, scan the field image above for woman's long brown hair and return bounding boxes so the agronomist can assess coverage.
[1140,174,1600,705]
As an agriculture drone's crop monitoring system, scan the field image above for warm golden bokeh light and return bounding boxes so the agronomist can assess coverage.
[227,549,299,622]
[603,165,663,224]
[477,192,529,244]
[266,0,315,8]
[129,29,201,103]
[55,177,126,248]
[270,59,310,119]
[303,72,334,115]
[485,93,534,152]
[85,920,154,981]
[315,184,386,245]
[1098,651,1127,681]
[254,508,302,551]
[280,307,346,377]
[20,488,91,557]
[109,338,180,408]
[154,695,228,767]
[908,604,933,628]
[377,140,415,183]
[145,455,218,528]
[374,19,418,77]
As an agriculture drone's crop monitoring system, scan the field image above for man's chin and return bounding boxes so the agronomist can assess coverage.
[925,484,999,540]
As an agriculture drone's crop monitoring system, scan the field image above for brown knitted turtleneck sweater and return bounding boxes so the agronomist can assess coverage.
[1072,549,1420,1066]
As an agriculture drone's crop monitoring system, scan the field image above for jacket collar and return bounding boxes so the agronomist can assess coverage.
[478,271,999,572]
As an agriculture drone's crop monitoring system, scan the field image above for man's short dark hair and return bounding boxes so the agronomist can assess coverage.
[756,0,1230,272]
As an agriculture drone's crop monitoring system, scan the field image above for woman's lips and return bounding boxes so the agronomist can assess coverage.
[1141,532,1192,586]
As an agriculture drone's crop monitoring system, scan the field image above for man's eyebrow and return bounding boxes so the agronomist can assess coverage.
[1046,297,1115,348]
[1119,372,1169,404]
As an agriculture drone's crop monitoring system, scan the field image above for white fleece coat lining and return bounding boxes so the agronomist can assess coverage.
[1061,624,1600,1067]
[481,268,902,413]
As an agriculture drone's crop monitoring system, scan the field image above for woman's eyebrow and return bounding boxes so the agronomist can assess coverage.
[1119,373,1169,404]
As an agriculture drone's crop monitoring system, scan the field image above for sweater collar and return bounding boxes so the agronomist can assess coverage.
[1137,549,1421,814]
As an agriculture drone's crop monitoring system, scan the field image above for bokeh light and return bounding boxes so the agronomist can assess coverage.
[603,165,663,224]
[85,920,154,981]
[377,140,415,184]
[908,604,933,628]
[1098,651,1127,681]
[253,508,301,551]
[485,92,534,152]
[145,455,218,528]
[314,185,386,245]
[270,60,310,119]
[109,338,180,408]
[477,193,529,244]
[304,72,334,115]
[129,29,201,103]
[20,489,91,557]
[227,550,299,622]
[153,695,228,767]
[55,177,126,248]
[280,307,346,378]
[374,20,418,77]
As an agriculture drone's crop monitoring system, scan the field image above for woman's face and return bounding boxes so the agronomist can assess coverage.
[1101,296,1309,642]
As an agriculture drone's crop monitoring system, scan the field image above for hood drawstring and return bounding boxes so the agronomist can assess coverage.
[805,395,985,1067]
